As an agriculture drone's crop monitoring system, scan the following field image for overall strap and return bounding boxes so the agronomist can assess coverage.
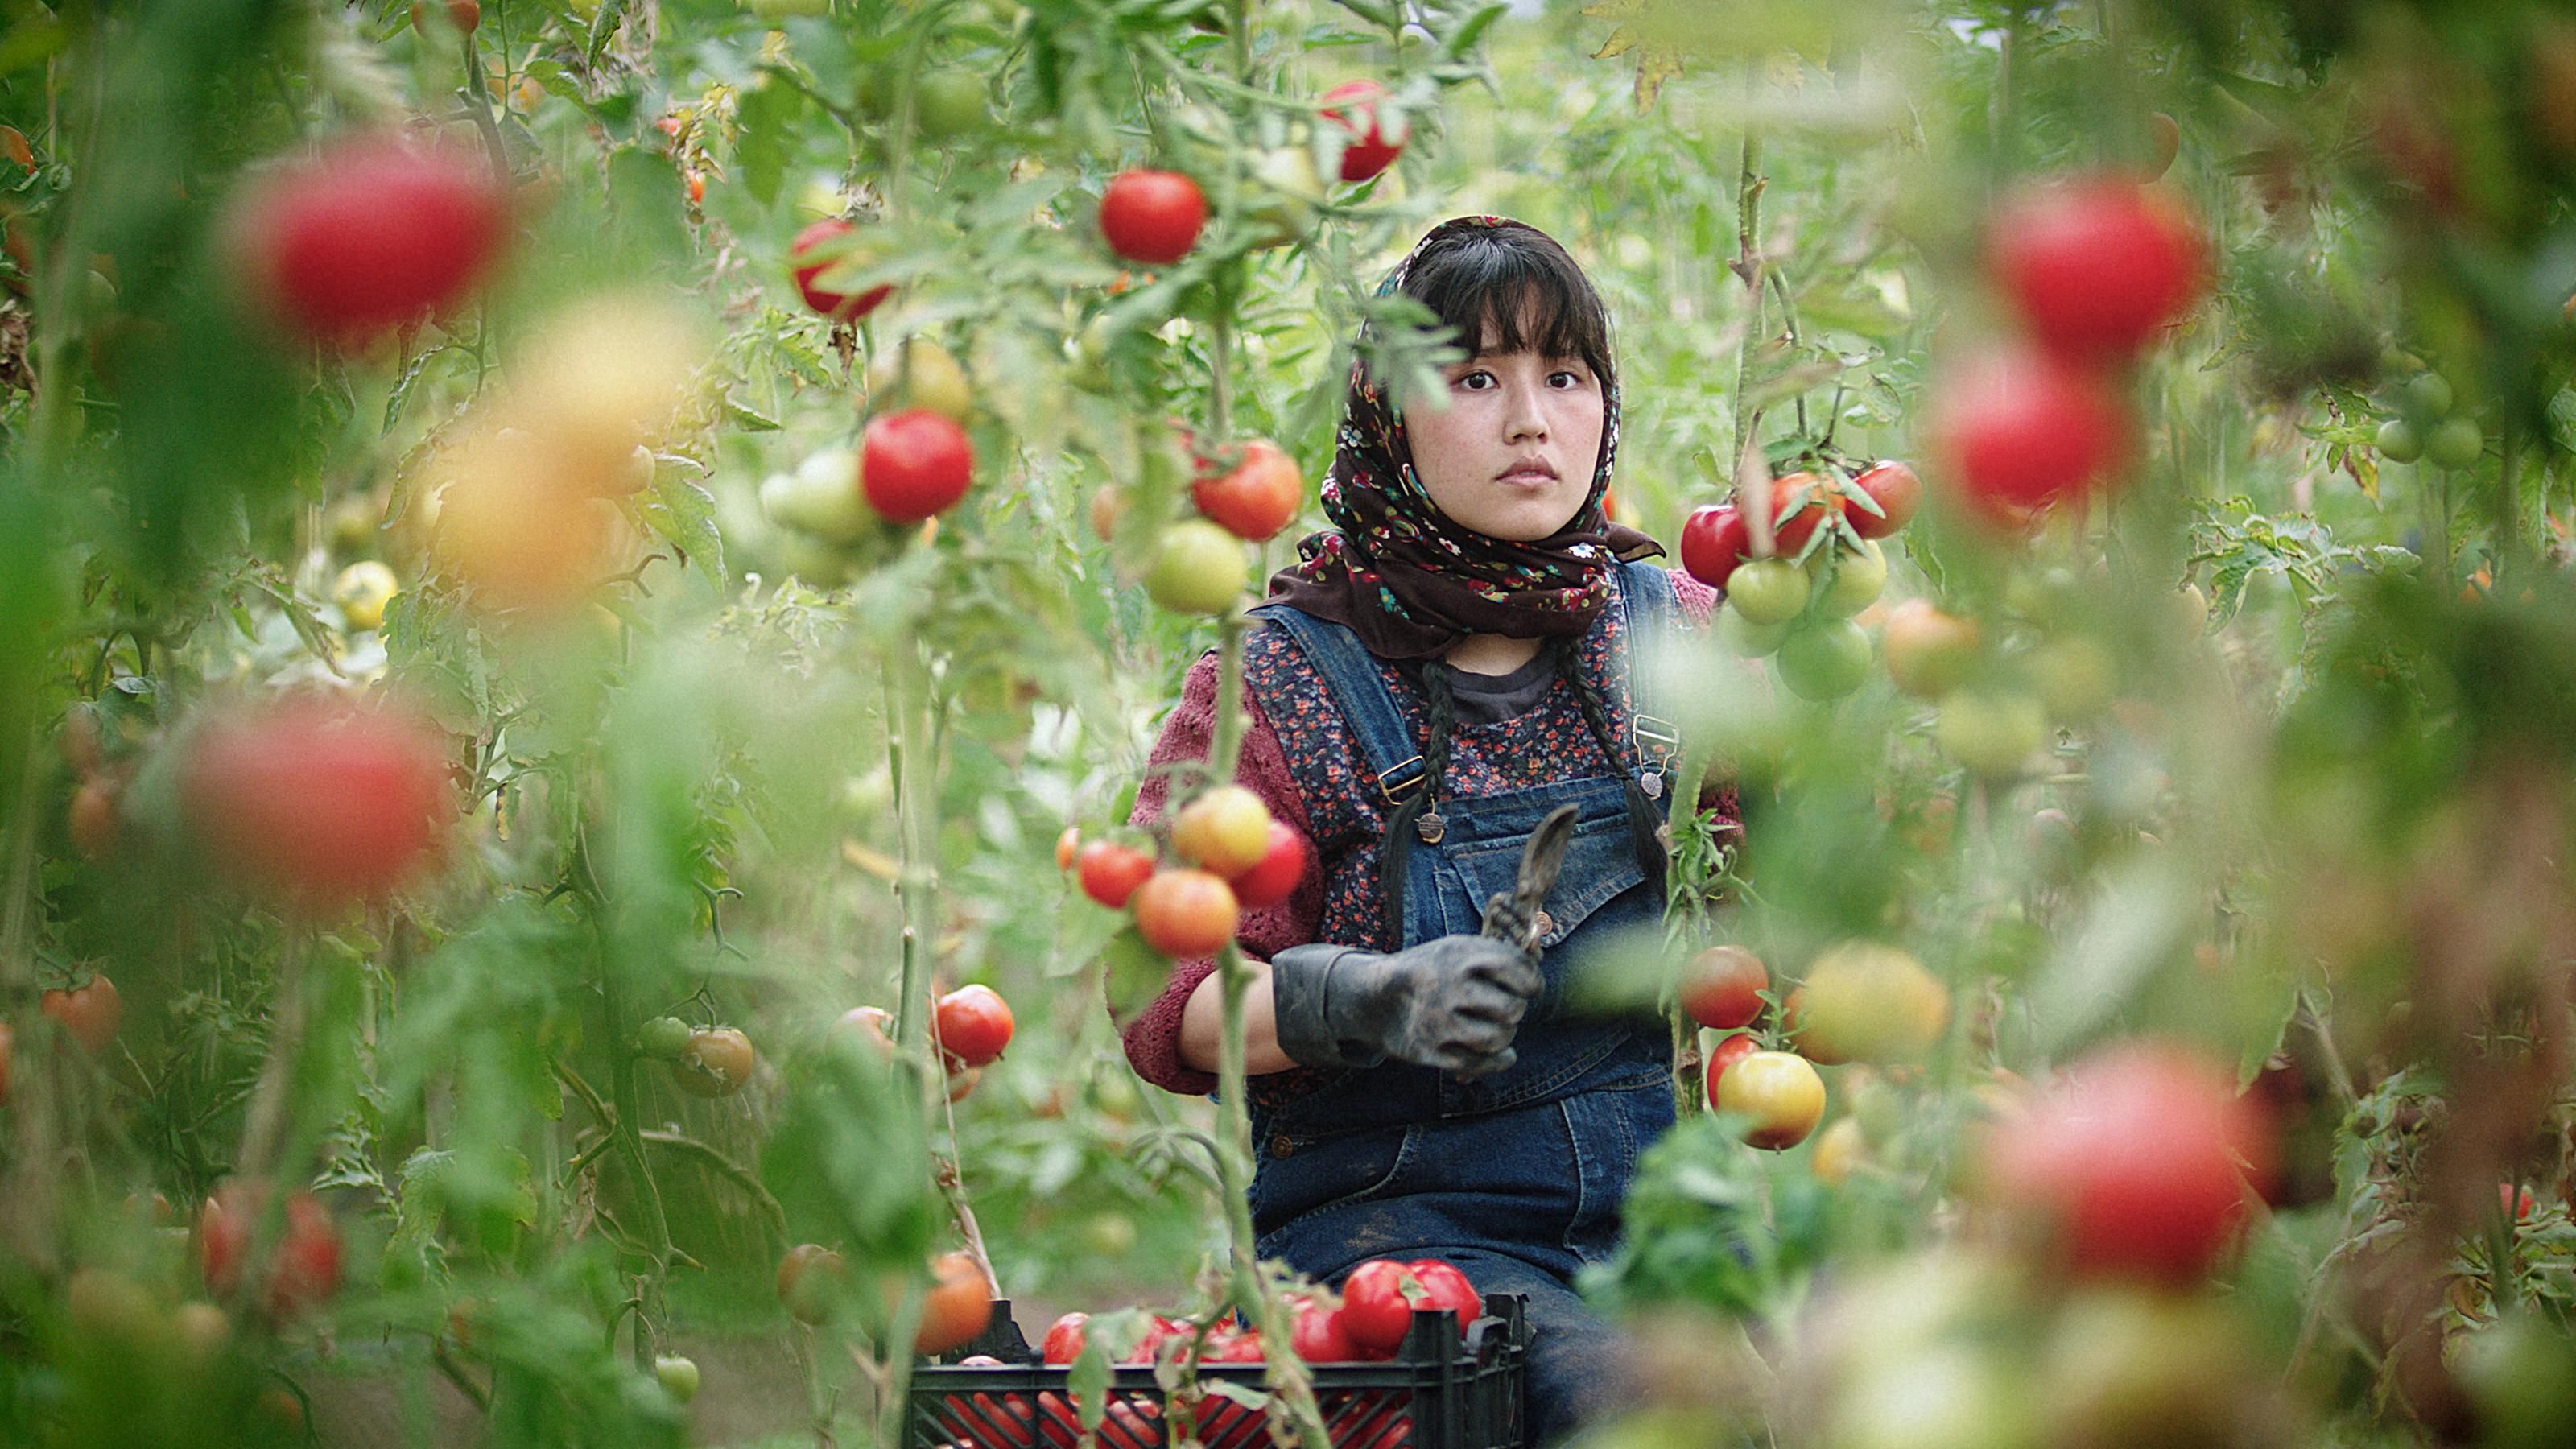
[1614,560,1685,801]
[1245,604,1428,810]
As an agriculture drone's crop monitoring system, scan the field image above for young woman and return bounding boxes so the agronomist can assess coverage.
[1120,216,1733,1447]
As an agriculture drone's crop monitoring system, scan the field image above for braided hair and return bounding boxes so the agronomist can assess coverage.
[1376,639,1668,949]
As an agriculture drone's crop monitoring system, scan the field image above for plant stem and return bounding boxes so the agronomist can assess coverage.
[573,822,673,1372]
[1728,80,1772,553]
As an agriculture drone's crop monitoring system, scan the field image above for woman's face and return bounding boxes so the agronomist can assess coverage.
[1403,341,1604,543]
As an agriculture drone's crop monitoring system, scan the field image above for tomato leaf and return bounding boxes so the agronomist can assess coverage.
[1100,926,1174,1028]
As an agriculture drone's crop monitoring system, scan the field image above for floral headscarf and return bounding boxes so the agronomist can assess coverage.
[1265,216,1663,662]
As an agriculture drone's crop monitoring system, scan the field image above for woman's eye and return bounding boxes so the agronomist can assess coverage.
[1550,371,1582,388]
[1455,370,1495,390]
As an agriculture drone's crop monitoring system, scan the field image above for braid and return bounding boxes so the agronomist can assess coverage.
[1378,662,1459,950]
[1551,636,1670,895]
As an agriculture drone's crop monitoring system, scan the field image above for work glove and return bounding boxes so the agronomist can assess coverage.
[1269,935,1545,1076]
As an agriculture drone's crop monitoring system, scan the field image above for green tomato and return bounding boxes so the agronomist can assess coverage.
[1727,558,1810,626]
[914,71,989,142]
[2401,370,2454,419]
[638,1016,692,1063]
[760,448,873,543]
[2027,636,2116,722]
[2373,418,2422,463]
[1776,619,1873,701]
[1808,539,1887,620]
[1716,602,1792,657]
[1935,689,2049,778]
[654,1354,701,1405]
[1146,519,1248,615]
[2425,415,2484,470]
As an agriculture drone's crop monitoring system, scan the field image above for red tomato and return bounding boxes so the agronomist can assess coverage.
[1847,460,1921,539]
[1978,1042,2276,1284]
[1703,1030,1761,1110]
[1763,473,1844,555]
[777,1243,848,1324]
[1402,1260,1480,1325]
[672,1027,757,1097]
[1040,1311,1088,1363]
[1680,945,1767,1031]
[1191,439,1304,542]
[233,135,508,346]
[1228,820,1311,910]
[270,1192,343,1319]
[789,218,890,321]
[1320,80,1406,182]
[1929,349,2132,526]
[1288,1294,1357,1361]
[862,408,974,522]
[1338,1259,1418,1356]
[1678,504,1751,592]
[411,0,480,34]
[916,1250,994,1355]
[177,696,454,910]
[1054,826,1081,873]
[1990,178,2207,362]
[1131,869,1240,958]
[835,1005,896,1055]
[1075,840,1156,910]
[933,985,1014,1070]
[945,1358,1037,1449]
[40,975,121,1054]
[2502,1183,2538,1222]
[1098,171,1206,265]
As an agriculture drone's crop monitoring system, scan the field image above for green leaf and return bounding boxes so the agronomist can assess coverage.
[735,76,805,208]
[636,477,725,584]
[1100,927,1174,1027]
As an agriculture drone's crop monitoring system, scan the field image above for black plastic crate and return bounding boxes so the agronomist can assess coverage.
[910,1296,1529,1449]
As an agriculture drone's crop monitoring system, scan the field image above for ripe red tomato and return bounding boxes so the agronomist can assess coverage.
[862,408,974,522]
[1678,504,1751,592]
[1191,439,1304,541]
[1990,178,2207,362]
[1040,1311,1089,1364]
[1402,1260,1480,1325]
[777,1242,848,1324]
[1228,820,1311,910]
[947,1357,1037,1449]
[1132,869,1240,958]
[1703,1030,1761,1110]
[934,985,1014,1070]
[789,218,890,320]
[916,1250,994,1355]
[269,1192,343,1319]
[1929,349,2132,525]
[1075,840,1156,910]
[411,0,480,34]
[1764,473,1844,555]
[40,975,121,1054]
[1715,1050,1825,1150]
[178,696,454,910]
[233,136,508,346]
[1320,80,1406,182]
[1978,1042,2276,1283]
[1171,786,1274,878]
[1847,460,1921,539]
[1680,945,1767,1031]
[1098,171,1206,266]
[2502,1183,2537,1222]
[1287,1294,1357,1361]
[1338,1259,1418,1356]
[673,1026,756,1097]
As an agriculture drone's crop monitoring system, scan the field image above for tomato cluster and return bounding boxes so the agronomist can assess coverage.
[1682,464,1915,702]
[1063,787,1313,961]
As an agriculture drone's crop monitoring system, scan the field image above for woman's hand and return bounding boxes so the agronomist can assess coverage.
[1269,935,1544,1076]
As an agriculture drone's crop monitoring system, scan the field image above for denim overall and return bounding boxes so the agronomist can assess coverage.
[1241,561,1682,1447]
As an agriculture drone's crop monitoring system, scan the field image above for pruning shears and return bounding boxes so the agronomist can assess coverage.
[1480,804,1579,956]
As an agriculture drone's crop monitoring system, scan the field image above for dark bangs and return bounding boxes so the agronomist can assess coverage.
[1401,222,1614,390]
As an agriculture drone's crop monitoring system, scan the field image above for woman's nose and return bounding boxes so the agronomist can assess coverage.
[1504,385,1549,443]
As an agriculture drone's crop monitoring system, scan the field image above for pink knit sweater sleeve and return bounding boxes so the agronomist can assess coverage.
[1666,568,1747,825]
[1117,649,1322,1096]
